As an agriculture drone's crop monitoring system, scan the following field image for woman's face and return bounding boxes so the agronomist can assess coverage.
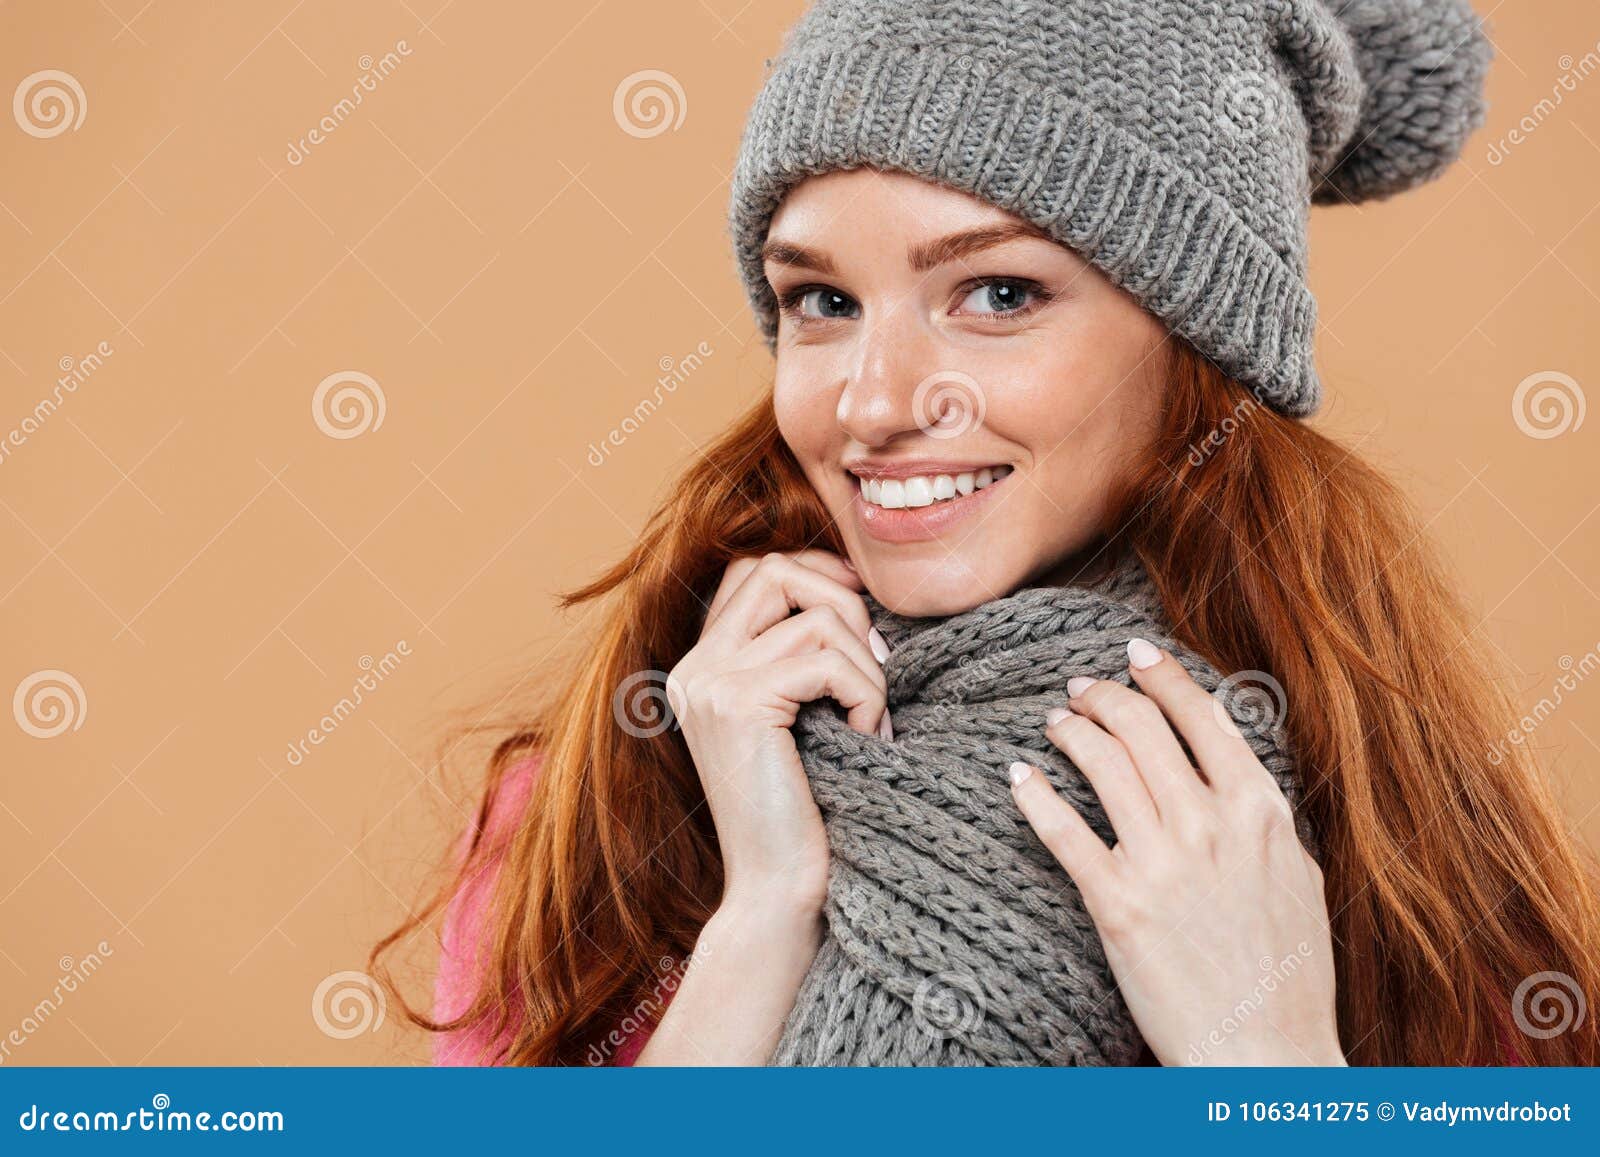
[767,168,1172,617]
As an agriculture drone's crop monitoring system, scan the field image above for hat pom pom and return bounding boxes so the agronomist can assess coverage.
[1312,0,1493,204]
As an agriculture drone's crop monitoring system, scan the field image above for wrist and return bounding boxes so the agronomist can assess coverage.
[719,873,827,923]
[714,886,827,934]
[709,891,826,966]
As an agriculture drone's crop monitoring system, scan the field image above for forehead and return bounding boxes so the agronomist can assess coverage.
[767,168,1019,237]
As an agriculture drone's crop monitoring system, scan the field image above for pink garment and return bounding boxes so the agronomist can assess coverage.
[432,753,661,1066]
[434,757,1526,1067]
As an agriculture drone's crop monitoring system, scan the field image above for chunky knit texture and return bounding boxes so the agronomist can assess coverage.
[770,550,1318,1065]
[728,0,1492,417]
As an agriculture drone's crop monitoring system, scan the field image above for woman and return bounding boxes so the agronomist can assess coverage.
[373,0,1600,1065]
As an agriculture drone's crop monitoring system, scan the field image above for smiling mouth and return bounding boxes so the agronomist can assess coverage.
[853,464,1013,511]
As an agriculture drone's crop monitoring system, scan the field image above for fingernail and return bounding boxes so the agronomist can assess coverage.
[868,627,890,664]
[1066,676,1095,698]
[1008,761,1033,786]
[1044,706,1069,726]
[1127,637,1162,670]
[840,556,857,573]
[878,709,894,741]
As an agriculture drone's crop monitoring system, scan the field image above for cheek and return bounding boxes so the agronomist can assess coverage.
[996,311,1165,440]
[969,327,1164,494]
[772,363,838,467]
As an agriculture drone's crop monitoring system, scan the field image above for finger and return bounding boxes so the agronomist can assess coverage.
[764,649,886,735]
[1066,677,1209,824]
[706,553,873,648]
[1123,637,1282,797]
[1007,761,1116,902]
[704,549,863,627]
[704,555,759,626]
[730,604,886,700]
[790,548,862,589]
[1042,709,1160,850]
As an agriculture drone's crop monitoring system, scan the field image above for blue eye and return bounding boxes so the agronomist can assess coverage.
[783,287,859,321]
[958,280,1035,315]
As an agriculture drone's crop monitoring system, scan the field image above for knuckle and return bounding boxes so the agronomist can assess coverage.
[663,668,691,721]
[1094,686,1159,730]
[1237,785,1293,837]
[672,670,707,711]
[692,672,741,719]
[826,649,872,693]
[840,598,872,636]
[806,602,846,637]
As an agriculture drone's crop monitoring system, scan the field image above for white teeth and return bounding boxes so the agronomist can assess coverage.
[902,476,934,507]
[857,465,1012,511]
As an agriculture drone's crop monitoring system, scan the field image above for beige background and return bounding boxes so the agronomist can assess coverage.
[1,0,1596,1065]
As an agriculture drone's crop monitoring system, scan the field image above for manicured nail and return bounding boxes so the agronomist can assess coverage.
[1044,706,1069,726]
[1066,676,1095,698]
[878,709,894,741]
[1127,637,1162,670]
[868,627,890,664]
[1008,761,1034,786]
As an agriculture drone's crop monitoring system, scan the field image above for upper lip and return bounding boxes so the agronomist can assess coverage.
[843,459,1009,480]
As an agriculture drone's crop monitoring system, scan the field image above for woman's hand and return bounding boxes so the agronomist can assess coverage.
[637,549,888,1066]
[1008,638,1345,1066]
[666,548,889,914]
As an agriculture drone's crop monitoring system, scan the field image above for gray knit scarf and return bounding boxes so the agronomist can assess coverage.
[770,550,1318,1066]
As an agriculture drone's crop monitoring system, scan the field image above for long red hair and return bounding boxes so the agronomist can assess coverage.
[372,338,1600,1065]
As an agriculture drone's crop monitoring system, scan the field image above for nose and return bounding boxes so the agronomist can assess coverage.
[834,304,939,447]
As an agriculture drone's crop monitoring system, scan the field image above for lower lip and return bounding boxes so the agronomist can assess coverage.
[850,473,1010,544]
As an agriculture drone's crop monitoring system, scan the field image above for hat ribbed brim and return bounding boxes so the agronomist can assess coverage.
[729,44,1320,417]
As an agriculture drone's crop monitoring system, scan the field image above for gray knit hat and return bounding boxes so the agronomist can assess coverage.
[728,0,1492,417]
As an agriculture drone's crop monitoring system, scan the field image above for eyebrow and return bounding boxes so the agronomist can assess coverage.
[760,221,1054,277]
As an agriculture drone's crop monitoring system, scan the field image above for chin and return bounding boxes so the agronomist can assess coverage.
[859,559,1020,618]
